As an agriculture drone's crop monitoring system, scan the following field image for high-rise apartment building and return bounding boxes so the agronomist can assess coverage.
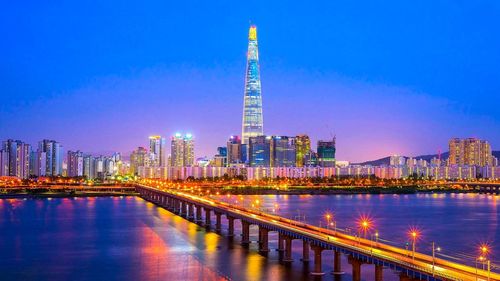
[149,136,166,167]
[448,138,492,166]
[295,135,311,167]
[130,147,147,175]
[170,133,195,167]
[317,139,336,167]
[67,150,84,177]
[38,140,63,176]
[242,25,264,145]
[1,139,31,179]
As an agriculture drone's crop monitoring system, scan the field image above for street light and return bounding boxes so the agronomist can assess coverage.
[408,228,420,260]
[325,213,332,230]
[432,242,441,276]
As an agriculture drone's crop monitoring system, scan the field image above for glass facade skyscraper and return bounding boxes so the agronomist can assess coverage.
[241,25,264,145]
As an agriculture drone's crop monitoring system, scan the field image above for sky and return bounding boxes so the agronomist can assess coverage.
[1,1,500,162]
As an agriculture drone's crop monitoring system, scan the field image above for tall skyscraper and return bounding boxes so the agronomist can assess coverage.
[241,25,264,145]
[317,138,336,167]
[149,135,166,167]
[295,135,311,167]
[170,133,195,167]
[448,138,492,166]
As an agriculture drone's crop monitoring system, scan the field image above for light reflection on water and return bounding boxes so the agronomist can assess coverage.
[0,194,498,281]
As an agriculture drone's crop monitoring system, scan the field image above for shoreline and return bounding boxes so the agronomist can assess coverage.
[0,191,138,199]
[1,185,497,199]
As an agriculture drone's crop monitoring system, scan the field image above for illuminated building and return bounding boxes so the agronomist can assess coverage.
[448,138,492,166]
[272,136,296,167]
[0,150,8,176]
[1,139,31,179]
[67,150,84,177]
[295,135,311,167]
[38,139,64,176]
[227,135,243,165]
[149,135,166,167]
[170,133,195,167]
[83,155,96,179]
[241,25,264,145]
[249,136,271,167]
[212,147,227,167]
[317,138,336,167]
[130,146,147,175]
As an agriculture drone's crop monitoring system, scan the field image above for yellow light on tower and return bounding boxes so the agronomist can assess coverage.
[249,25,257,41]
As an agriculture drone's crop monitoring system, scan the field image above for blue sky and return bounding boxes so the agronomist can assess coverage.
[1,1,500,162]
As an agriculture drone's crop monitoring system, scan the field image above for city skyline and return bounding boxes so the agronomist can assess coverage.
[2,1,500,162]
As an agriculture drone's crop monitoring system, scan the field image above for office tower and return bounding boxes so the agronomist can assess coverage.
[304,150,318,166]
[67,151,84,177]
[1,139,31,179]
[213,147,227,167]
[317,138,336,167]
[130,147,147,175]
[170,133,195,167]
[248,136,271,167]
[149,135,166,167]
[272,136,296,167]
[227,135,243,165]
[295,135,311,167]
[38,140,63,176]
[448,138,492,166]
[241,25,264,145]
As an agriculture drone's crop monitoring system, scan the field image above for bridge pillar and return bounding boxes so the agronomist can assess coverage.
[227,216,235,237]
[277,232,285,252]
[348,255,362,281]
[310,245,325,276]
[188,203,195,220]
[175,200,181,214]
[196,205,203,223]
[258,227,270,255]
[333,250,342,274]
[241,221,250,246]
[181,201,187,217]
[301,240,310,262]
[375,264,383,281]
[283,235,294,262]
[205,208,211,227]
[215,212,222,232]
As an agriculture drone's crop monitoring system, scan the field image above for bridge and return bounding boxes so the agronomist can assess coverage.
[136,184,498,281]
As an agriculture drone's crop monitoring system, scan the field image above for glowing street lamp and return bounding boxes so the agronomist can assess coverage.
[408,228,420,260]
[325,213,332,230]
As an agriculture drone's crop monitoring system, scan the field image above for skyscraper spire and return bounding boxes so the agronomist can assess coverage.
[241,25,264,145]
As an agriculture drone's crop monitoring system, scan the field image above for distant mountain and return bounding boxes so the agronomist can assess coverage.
[355,151,500,166]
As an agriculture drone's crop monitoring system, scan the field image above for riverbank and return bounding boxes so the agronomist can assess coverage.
[206,185,494,195]
[0,191,138,199]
